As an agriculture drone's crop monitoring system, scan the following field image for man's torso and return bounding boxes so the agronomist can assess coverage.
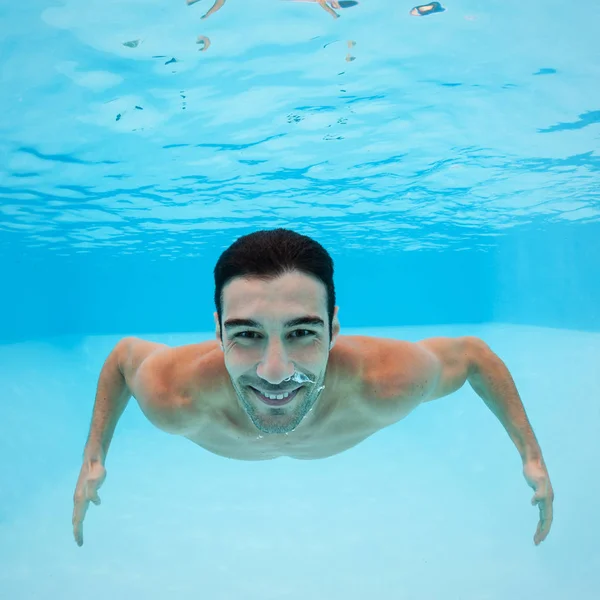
[122,336,437,460]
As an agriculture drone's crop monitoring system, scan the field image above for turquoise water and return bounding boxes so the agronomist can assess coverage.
[1,0,600,598]
[2,325,600,598]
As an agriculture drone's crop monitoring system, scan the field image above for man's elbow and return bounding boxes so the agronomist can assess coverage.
[463,336,497,377]
[113,337,138,376]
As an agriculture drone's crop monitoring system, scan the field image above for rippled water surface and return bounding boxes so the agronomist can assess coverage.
[1,0,598,257]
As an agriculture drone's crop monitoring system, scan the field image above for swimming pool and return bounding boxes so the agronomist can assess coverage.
[1,0,599,598]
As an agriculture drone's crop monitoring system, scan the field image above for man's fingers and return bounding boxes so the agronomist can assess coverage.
[74,521,84,547]
[534,523,543,545]
[533,498,553,545]
[73,483,96,546]
[72,498,88,546]
[534,519,550,545]
[72,461,106,547]
[73,494,88,522]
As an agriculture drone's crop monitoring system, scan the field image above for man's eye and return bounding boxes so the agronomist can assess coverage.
[232,330,315,340]
[290,329,315,338]
[234,331,260,339]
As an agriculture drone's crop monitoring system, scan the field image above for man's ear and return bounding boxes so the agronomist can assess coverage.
[330,305,340,349]
[214,312,223,350]
[214,311,220,338]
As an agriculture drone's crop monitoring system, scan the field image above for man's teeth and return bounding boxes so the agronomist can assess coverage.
[265,391,290,400]
[256,389,295,400]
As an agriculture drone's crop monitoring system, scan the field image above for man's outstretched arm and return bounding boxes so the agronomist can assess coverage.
[466,337,554,545]
[72,337,134,546]
[73,337,166,545]
[418,336,554,545]
[82,338,134,463]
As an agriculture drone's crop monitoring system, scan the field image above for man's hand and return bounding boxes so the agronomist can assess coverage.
[72,459,106,546]
[523,458,554,545]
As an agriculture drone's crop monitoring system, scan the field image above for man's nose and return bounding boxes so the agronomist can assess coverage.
[256,340,295,384]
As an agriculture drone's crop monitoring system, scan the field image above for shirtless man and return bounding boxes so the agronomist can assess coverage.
[72,228,554,547]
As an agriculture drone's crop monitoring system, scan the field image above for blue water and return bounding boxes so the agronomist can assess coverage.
[1,0,600,598]
[2,325,600,598]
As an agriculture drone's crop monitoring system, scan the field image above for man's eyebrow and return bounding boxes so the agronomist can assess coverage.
[284,316,325,328]
[223,316,325,330]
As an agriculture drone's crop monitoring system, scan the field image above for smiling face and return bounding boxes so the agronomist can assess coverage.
[215,270,339,434]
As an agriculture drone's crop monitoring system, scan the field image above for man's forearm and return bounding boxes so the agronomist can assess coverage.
[84,342,132,463]
[467,339,542,464]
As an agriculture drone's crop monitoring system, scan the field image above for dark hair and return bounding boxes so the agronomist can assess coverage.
[214,228,336,340]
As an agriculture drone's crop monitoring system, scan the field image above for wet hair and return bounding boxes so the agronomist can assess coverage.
[338,1,359,7]
[214,228,336,341]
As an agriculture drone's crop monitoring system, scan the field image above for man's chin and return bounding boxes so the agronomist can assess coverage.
[247,394,306,434]
[236,382,321,434]
[250,413,300,435]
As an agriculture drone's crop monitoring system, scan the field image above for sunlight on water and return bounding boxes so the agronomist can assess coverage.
[1,0,599,257]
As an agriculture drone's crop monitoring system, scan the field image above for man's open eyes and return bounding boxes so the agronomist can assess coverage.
[233,330,316,340]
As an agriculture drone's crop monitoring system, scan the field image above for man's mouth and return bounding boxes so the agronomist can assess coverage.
[250,386,301,406]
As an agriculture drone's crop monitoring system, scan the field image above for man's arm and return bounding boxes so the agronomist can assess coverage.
[420,336,542,462]
[464,337,542,463]
[73,337,161,546]
[418,336,554,544]
[82,338,132,464]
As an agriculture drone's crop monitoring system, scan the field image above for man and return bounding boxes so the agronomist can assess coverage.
[73,229,554,547]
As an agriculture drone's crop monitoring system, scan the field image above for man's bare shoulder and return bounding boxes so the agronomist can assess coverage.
[335,334,483,408]
[333,334,442,404]
[122,337,227,402]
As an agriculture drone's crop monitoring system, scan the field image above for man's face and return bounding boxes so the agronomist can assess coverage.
[215,271,339,434]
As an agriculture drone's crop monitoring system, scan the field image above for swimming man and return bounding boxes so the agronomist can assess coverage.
[73,228,554,547]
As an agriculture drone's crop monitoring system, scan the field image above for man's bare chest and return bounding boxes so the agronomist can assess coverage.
[183,410,382,461]
[133,348,423,461]
[182,385,421,460]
